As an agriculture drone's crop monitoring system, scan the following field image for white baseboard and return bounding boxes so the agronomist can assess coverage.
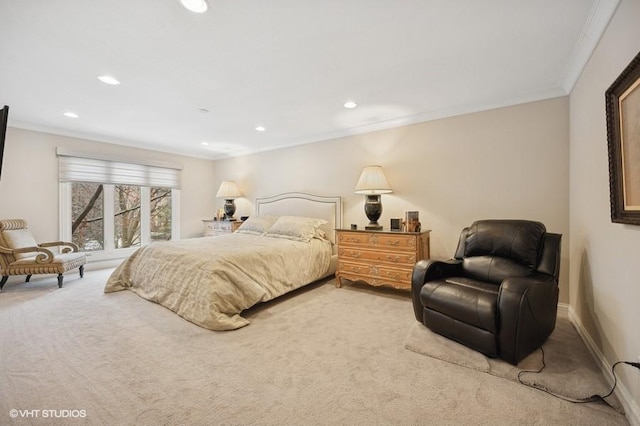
[85,257,124,271]
[557,302,569,317]
[567,306,640,426]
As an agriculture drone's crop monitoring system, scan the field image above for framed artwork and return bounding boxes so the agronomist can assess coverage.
[0,105,8,181]
[606,50,640,225]
[404,211,420,232]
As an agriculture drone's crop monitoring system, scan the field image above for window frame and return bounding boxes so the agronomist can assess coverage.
[60,183,181,262]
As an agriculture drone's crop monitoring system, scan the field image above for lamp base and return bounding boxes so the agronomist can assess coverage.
[363,195,383,231]
[223,199,237,221]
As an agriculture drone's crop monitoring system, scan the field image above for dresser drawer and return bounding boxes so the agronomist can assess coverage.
[337,231,370,245]
[214,222,234,232]
[338,231,417,251]
[338,247,417,266]
[203,220,242,236]
[372,234,417,251]
[337,261,413,289]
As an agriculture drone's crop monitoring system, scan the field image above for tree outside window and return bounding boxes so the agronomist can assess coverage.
[71,182,104,251]
[151,187,172,242]
[114,185,141,249]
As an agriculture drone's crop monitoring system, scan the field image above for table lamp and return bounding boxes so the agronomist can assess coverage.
[216,180,243,221]
[354,165,393,230]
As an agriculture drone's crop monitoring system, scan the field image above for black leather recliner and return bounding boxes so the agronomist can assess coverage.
[411,219,561,365]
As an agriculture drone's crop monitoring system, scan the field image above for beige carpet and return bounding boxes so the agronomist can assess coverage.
[0,269,629,425]
[404,316,623,413]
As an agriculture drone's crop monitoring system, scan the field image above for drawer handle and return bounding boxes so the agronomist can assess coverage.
[350,251,361,258]
[387,240,400,246]
[386,255,401,262]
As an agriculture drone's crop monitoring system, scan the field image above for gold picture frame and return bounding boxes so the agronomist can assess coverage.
[606,50,640,225]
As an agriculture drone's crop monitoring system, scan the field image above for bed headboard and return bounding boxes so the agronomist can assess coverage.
[255,192,343,244]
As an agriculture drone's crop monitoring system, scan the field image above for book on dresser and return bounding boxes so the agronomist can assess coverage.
[335,228,430,290]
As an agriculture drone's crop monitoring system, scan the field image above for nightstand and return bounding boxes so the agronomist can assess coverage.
[202,220,242,236]
[335,228,431,290]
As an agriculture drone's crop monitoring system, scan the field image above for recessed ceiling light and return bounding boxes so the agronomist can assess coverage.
[201,142,209,146]
[198,108,209,113]
[180,0,208,13]
[64,112,79,118]
[97,75,121,85]
[344,101,357,109]
[255,126,266,132]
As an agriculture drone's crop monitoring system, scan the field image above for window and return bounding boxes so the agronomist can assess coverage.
[150,187,172,242]
[72,182,104,252]
[114,185,141,249]
[59,149,181,261]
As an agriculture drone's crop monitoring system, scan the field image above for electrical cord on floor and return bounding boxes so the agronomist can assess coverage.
[516,346,640,404]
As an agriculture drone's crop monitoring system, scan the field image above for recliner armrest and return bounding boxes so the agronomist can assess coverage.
[497,273,559,364]
[411,259,463,321]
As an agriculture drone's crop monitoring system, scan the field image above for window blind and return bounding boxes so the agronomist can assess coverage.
[57,149,182,189]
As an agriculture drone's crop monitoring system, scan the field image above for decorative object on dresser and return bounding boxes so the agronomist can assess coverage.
[202,219,242,237]
[336,228,430,290]
[216,180,243,221]
[354,165,393,230]
[404,211,421,232]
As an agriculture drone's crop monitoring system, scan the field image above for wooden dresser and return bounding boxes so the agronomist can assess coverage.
[336,229,431,290]
[202,220,242,236]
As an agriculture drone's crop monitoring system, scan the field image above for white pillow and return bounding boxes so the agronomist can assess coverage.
[235,215,278,235]
[265,216,328,242]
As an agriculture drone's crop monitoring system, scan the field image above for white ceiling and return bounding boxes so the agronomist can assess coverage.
[0,0,619,160]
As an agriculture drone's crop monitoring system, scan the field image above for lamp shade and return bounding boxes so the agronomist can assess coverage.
[354,165,393,195]
[216,180,243,198]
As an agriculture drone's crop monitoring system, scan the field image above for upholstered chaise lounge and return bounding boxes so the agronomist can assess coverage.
[411,219,561,365]
[0,219,86,291]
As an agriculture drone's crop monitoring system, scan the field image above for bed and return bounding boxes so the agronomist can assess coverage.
[104,193,342,330]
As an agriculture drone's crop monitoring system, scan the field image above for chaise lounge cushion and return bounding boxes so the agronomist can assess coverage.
[7,252,87,275]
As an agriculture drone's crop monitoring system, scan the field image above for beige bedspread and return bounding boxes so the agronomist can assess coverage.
[104,234,332,330]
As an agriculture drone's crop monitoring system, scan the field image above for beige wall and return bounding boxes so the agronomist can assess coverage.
[569,0,640,417]
[212,97,571,303]
[0,128,216,242]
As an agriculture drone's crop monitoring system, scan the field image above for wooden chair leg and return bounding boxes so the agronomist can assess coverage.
[26,274,32,282]
[0,276,7,291]
[79,265,85,278]
[57,274,64,288]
